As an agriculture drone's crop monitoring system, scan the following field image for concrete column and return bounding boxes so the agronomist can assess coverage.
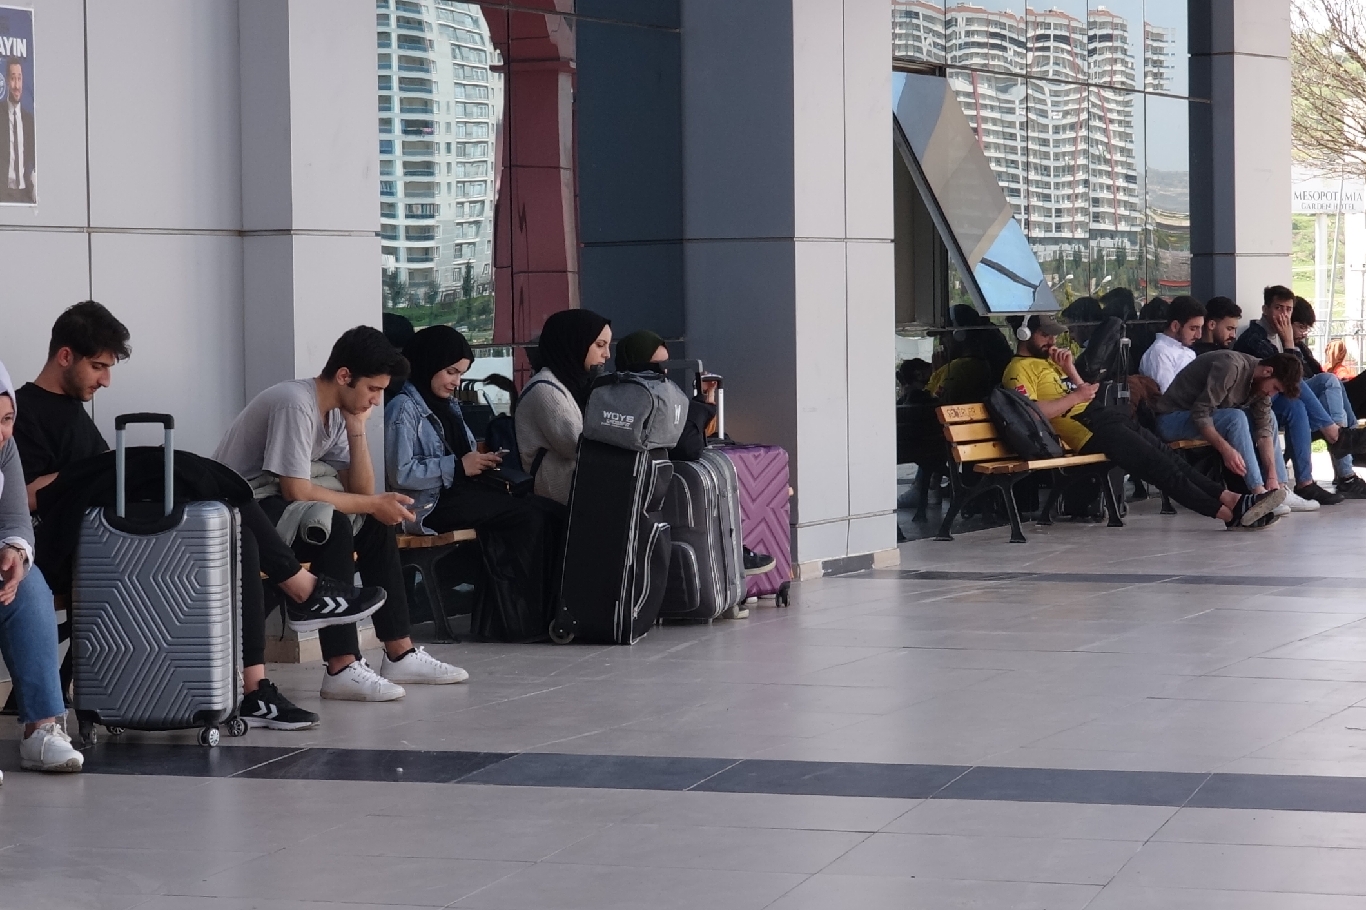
[238,0,382,661]
[681,0,898,573]
[1191,0,1293,307]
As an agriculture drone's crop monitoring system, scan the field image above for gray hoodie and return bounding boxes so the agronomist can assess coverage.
[0,360,35,563]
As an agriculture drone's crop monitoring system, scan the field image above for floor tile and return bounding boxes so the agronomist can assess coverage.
[450,863,805,910]
[764,873,1099,910]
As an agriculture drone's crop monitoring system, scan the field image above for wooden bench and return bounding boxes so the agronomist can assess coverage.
[395,529,478,642]
[935,403,1123,543]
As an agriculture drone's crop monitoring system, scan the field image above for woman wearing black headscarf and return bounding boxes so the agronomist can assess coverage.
[385,325,565,642]
[514,309,611,505]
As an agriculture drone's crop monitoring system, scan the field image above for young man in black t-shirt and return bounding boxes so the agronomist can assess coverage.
[16,302,385,731]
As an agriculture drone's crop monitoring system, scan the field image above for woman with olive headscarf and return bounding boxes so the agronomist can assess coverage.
[386,326,566,642]
[514,309,612,505]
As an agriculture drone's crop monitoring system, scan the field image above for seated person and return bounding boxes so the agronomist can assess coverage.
[1003,316,1282,530]
[612,330,776,580]
[514,309,612,505]
[1128,297,1168,366]
[1153,349,1303,504]
[897,358,935,406]
[1233,286,1363,506]
[1060,296,1102,355]
[0,361,83,774]
[214,327,468,701]
[1326,339,1356,381]
[1139,296,1204,393]
[1193,296,1241,355]
[385,326,565,642]
[16,302,371,730]
[1291,297,1366,498]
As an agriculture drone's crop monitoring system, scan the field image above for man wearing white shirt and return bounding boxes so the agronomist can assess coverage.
[1139,296,1205,393]
[2,57,35,205]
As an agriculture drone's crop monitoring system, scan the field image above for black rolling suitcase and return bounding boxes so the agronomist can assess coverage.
[551,439,674,644]
[550,371,689,645]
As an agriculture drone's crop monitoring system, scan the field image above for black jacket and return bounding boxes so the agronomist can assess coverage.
[670,399,717,462]
[35,448,253,592]
[1232,320,1297,363]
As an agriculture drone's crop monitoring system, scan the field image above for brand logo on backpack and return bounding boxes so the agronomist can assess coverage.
[601,410,636,430]
[674,404,682,424]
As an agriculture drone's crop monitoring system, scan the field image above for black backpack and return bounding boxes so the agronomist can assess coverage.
[1075,316,1127,383]
[986,386,1065,460]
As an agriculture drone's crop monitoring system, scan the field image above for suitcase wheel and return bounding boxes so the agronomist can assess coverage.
[549,622,575,645]
[225,717,248,738]
[776,581,791,608]
[198,727,220,748]
[105,726,126,737]
[78,721,97,746]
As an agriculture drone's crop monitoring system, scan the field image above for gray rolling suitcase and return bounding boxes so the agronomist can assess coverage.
[72,413,244,747]
[661,449,745,622]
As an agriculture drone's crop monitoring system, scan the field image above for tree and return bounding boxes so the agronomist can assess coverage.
[383,270,407,310]
[1292,0,1366,177]
[461,262,474,301]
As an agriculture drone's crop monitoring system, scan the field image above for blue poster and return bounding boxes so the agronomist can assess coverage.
[0,5,34,205]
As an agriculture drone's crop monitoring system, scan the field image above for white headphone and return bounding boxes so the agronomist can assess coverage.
[1016,324,1033,342]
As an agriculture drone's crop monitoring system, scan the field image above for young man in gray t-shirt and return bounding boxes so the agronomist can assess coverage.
[215,327,468,701]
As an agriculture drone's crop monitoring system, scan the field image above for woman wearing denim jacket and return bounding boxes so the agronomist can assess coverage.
[384,326,564,642]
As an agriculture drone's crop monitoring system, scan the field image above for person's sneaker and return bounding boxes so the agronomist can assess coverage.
[1273,501,1291,517]
[320,659,405,702]
[742,547,776,577]
[1336,475,1366,499]
[1283,488,1322,512]
[379,647,469,685]
[20,721,84,773]
[1329,426,1366,458]
[1227,488,1286,529]
[1297,482,1344,506]
[240,679,320,730]
[286,576,387,634]
[1246,511,1281,530]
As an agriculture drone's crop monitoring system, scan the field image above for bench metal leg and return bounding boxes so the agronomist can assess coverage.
[1103,467,1126,528]
[997,477,1028,543]
[1160,491,1177,514]
[935,465,968,541]
[1038,476,1062,526]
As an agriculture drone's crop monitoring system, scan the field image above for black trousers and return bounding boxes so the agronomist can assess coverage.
[1079,416,1226,518]
[426,484,566,642]
[236,500,305,668]
[258,496,411,660]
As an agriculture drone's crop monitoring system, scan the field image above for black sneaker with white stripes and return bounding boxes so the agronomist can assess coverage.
[286,575,387,633]
[239,679,320,731]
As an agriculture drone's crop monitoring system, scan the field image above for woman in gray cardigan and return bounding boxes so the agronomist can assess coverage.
[0,360,84,775]
[514,309,612,505]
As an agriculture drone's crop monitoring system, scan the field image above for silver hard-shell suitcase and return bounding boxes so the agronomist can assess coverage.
[661,449,745,621]
[72,413,243,747]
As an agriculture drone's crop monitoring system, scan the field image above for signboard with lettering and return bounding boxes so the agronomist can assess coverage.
[1293,171,1366,214]
[0,5,34,206]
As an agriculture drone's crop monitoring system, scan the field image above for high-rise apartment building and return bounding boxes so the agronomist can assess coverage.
[378,0,499,335]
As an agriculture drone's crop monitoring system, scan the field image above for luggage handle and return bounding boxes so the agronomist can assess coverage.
[658,360,725,439]
[114,413,175,518]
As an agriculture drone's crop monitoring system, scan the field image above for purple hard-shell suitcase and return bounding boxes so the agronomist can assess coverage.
[717,444,792,600]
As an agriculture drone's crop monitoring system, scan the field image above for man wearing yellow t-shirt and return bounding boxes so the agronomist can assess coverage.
[1003,314,1283,530]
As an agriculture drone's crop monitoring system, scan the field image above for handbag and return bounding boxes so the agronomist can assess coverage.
[471,464,535,496]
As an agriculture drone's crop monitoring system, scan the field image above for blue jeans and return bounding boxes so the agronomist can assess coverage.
[0,566,65,724]
[1156,408,1287,491]
[1272,394,1326,485]
[1304,372,1357,480]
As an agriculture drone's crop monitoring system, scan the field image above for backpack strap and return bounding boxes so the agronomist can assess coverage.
[529,447,549,477]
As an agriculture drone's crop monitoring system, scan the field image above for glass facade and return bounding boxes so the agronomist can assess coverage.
[893,1,1201,310]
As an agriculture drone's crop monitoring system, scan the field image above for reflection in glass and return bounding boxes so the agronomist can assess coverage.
[947,69,1029,225]
[1027,1,1087,82]
[1145,93,1190,298]
[895,72,1056,313]
[1089,87,1144,297]
[1025,76,1089,300]
[1142,0,1187,96]
[893,0,946,63]
[378,0,504,344]
[945,2,1029,76]
[1088,1,1142,91]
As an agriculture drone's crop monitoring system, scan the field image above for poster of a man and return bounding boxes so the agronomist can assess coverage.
[0,6,35,206]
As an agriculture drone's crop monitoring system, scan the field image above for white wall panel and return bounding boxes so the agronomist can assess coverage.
[842,0,893,242]
[793,239,849,527]
[792,0,846,240]
[89,233,244,456]
[845,240,895,519]
[86,0,242,231]
[0,231,92,387]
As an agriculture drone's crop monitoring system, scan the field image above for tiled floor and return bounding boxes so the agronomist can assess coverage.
[9,495,1366,907]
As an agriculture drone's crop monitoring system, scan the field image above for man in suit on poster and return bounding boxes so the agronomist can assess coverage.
[2,56,35,204]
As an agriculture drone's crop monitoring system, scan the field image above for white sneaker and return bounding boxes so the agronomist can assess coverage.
[20,721,84,773]
[379,647,469,685]
[1273,502,1291,517]
[1283,489,1321,512]
[320,658,405,702]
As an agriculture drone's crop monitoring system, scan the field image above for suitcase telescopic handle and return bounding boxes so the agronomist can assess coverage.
[114,413,175,518]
